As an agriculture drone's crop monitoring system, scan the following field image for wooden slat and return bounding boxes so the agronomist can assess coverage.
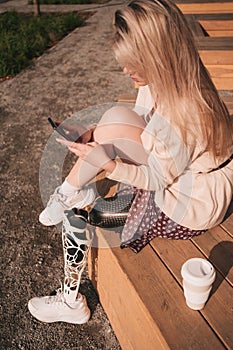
[221,214,233,238]
[207,64,233,77]
[221,96,233,114]
[89,229,226,350]
[176,0,233,3]
[150,238,233,350]
[117,93,137,104]
[199,49,233,64]
[199,19,233,30]
[222,95,233,103]
[198,19,233,37]
[206,30,233,36]
[205,64,233,89]
[191,226,233,284]
[92,243,170,350]
[186,14,233,36]
[211,77,233,90]
[185,13,233,21]
[196,36,233,89]
[196,36,233,50]
[178,2,233,14]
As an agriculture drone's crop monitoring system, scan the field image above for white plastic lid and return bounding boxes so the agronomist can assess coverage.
[181,258,216,286]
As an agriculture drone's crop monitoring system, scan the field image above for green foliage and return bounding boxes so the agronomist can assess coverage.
[0,11,84,78]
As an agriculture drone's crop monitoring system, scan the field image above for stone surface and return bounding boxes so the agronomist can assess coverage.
[0,2,135,349]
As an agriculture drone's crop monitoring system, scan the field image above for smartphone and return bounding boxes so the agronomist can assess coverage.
[48,117,77,142]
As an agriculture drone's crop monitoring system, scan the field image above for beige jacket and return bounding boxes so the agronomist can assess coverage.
[107,85,233,229]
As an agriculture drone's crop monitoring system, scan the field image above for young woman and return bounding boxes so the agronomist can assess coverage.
[28,0,233,324]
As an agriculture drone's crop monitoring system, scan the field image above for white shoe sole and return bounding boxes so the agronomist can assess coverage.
[28,300,91,324]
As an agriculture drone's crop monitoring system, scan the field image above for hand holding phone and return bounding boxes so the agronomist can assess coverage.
[48,117,96,144]
[48,117,79,142]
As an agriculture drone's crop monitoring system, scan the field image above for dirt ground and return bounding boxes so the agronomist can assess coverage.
[0,2,136,349]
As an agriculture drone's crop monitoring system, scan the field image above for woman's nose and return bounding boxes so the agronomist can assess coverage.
[123,67,134,75]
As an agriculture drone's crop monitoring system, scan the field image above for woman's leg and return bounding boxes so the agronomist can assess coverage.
[32,106,149,321]
[66,105,148,188]
[39,106,148,226]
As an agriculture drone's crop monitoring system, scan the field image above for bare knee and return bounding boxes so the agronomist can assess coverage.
[93,106,146,143]
[98,106,145,127]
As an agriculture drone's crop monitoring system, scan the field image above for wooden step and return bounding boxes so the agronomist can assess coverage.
[88,225,233,349]
[186,13,233,36]
[151,230,233,350]
[200,18,233,36]
[177,2,233,14]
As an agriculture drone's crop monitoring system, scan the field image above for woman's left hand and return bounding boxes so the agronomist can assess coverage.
[56,138,111,169]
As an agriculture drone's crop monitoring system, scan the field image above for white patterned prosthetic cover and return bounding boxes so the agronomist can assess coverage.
[62,209,93,304]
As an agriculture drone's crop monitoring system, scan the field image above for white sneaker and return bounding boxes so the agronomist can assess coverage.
[28,290,91,324]
[39,186,95,226]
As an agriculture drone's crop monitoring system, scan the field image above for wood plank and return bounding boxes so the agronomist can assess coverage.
[196,37,233,50]
[205,64,233,78]
[89,229,226,350]
[176,0,233,3]
[211,77,233,90]
[178,2,233,14]
[199,50,233,65]
[206,30,233,36]
[221,94,233,103]
[221,213,233,238]
[204,64,233,90]
[150,238,233,350]
[221,96,233,114]
[117,93,137,103]
[191,226,233,284]
[185,13,233,21]
[199,19,233,30]
[93,243,170,350]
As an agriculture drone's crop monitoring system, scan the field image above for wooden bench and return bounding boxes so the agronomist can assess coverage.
[182,5,233,90]
[88,2,233,349]
[88,215,233,349]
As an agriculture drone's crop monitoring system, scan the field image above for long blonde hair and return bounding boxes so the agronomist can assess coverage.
[113,0,233,159]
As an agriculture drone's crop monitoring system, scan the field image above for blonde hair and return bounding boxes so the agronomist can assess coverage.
[113,0,233,159]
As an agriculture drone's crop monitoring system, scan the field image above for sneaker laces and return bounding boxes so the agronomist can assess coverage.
[46,283,79,309]
[49,187,84,208]
[46,281,64,303]
[47,188,69,209]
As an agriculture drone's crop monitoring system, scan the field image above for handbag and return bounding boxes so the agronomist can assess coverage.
[89,193,135,228]
[73,193,135,228]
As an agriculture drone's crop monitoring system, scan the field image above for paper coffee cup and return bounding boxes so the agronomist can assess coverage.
[181,258,216,310]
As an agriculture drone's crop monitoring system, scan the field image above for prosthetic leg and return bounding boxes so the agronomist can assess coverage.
[62,208,93,304]
[28,208,93,324]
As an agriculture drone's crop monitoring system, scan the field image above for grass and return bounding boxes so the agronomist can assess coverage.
[0,11,85,78]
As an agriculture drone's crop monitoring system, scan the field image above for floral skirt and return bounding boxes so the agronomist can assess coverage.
[120,187,206,253]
